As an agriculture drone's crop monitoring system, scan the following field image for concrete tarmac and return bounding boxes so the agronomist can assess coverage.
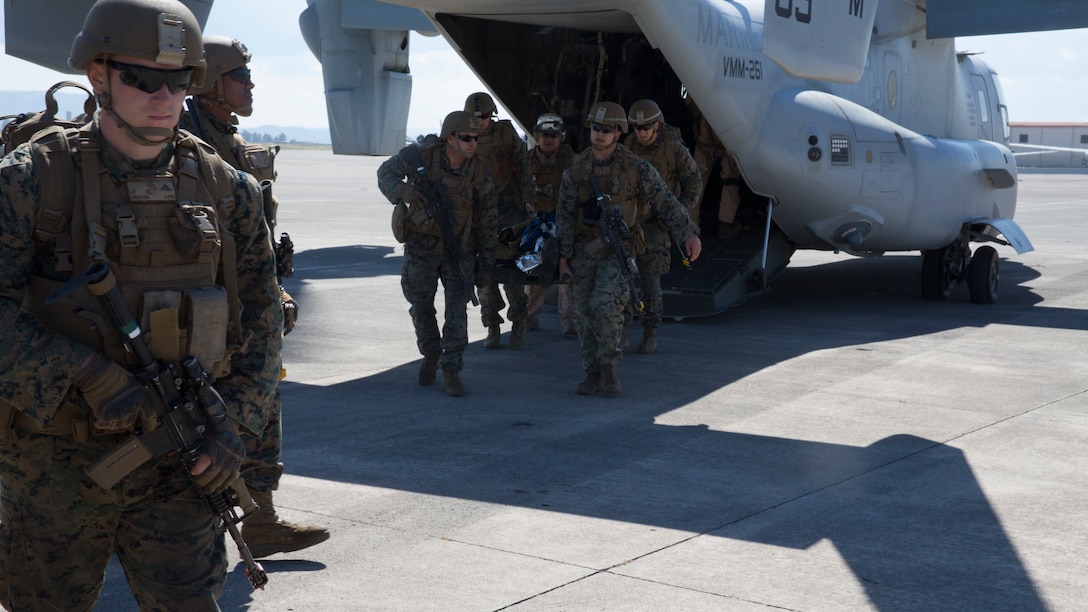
[95,152,1088,611]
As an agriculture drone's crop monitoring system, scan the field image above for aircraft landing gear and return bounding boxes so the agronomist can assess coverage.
[921,237,1001,303]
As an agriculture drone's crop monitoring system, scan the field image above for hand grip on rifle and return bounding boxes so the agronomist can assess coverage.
[72,353,156,433]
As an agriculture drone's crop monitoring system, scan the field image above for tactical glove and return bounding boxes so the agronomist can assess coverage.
[281,287,299,335]
[73,353,156,433]
[193,421,245,494]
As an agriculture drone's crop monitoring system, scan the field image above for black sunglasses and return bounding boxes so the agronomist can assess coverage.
[590,122,616,134]
[102,59,193,94]
[634,124,655,132]
[457,134,479,142]
[538,130,561,138]
[225,67,252,84]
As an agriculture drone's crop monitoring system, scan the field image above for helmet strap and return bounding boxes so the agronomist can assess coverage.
[207,78,252,119]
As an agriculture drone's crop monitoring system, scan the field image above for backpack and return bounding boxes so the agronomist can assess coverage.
[1,81,97,156]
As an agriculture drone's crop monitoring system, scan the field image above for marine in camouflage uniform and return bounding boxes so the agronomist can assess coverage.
[377,110,498,397]
[525,113,577,333]
[556,102,701,396]
[180,35,330,558]
[623,99,702,354]
[0,1,281,609]
[465,92,537,348]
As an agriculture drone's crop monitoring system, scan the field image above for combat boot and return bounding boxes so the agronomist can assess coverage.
[636,327,657,354]
[601,364,621,395]
[576,370,602,395]
[509,320,527,348]
[443,370,466,397]
[485,324,502,349]
[242,490,331,559]
[417,355,439,385]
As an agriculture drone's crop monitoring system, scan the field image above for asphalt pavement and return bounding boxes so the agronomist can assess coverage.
[94,151,1088,611]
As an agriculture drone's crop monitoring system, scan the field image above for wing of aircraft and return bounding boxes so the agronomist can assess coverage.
[3,0,212,73]
[5,0,1085,315]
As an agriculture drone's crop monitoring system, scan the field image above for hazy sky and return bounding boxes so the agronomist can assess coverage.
[2,1,1086,134]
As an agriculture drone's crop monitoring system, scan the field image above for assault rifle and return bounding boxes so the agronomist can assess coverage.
[587,173,644,313]
[47,262,268,590]
[260,180,294,282]
[401,145,479,305]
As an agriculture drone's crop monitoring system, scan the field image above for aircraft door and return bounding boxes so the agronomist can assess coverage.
[970,73,993,142]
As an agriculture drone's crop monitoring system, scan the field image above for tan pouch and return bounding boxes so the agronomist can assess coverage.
[185,287,230,374]
[392,201,408,243]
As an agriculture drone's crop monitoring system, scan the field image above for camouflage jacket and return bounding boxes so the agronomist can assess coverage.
[475,120,535,226]
[556,144,699,260]
[623,129,703,212]
[377,142,499,272]
[0,120,282,437]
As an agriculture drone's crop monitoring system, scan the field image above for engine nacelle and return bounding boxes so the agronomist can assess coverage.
[747,89,1017,253]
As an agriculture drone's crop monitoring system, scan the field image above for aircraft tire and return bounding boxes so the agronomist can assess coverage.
[968,246,1000,304]
[921,246,954,301]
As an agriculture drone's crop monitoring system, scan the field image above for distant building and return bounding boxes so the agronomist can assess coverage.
[1008,122,1088,169]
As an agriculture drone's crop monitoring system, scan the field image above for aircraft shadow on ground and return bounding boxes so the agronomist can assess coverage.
[252,253,1077,609]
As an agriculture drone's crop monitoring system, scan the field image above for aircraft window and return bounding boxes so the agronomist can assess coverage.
[977,88,990,125]
[886,71,898,109]
[830,135,850,165]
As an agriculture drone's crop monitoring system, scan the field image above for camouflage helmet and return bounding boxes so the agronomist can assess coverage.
[534,113,565,134]
[189,35,249,96]
[628,99,663,126]
[586,101,628,133]
[441,110,482,138]
[464,92,497,118]
[69,0,206,89]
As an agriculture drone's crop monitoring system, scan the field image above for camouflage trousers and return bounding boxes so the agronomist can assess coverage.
[571,245,631,372]
[479,280,528,327]
[525,283,576,326]
[0,428,225,611]
[635,220,672,329]
[402,232,472,373]
[241,387,283,494]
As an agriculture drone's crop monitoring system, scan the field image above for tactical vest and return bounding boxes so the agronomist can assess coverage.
[476,120,520,196]
[22,124,245,381]
[570,147,642,235]
[530,145,573,214]
[407,143,483,254]
[182,106,279,183]
[624,129,679,196]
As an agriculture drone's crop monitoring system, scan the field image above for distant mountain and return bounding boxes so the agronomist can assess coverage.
[244,125,331,145]
[0,91,332,145]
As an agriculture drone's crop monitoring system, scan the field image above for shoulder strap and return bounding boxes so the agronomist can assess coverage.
[27,126,80,272]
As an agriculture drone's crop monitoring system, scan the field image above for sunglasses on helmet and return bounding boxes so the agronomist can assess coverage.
[102,59,193,95]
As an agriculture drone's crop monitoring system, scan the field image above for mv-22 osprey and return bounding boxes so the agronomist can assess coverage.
[292,0,1088,317]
